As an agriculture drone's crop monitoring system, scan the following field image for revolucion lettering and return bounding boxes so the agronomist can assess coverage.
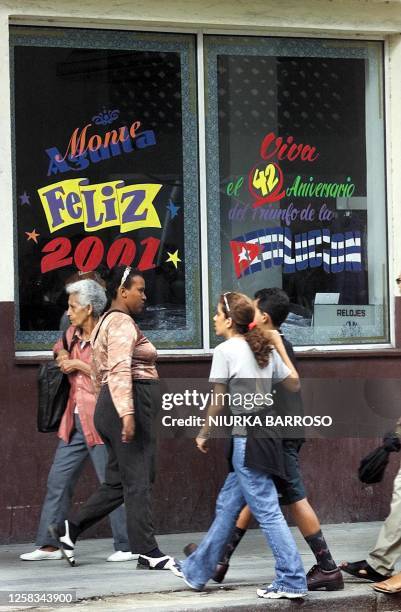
[234,227,362,275]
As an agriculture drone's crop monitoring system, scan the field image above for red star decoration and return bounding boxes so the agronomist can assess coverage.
[25,229,40,244]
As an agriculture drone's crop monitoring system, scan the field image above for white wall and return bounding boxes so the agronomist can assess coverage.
[387,34,401,291]
[5,0,401,34]
[0,12,12,302]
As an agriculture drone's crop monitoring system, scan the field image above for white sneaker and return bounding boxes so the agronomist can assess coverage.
[257,586,307,599]
[107,551,139,562]
[20,549,62,561]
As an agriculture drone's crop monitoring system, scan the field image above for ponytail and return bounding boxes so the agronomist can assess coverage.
[245,327,272,369]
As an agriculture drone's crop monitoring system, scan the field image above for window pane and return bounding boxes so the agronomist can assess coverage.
[205,36,387,346]
[11,27,201,350]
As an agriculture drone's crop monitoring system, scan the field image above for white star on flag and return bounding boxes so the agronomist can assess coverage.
[238,247,249,262]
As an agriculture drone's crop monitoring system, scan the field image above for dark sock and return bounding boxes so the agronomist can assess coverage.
[304,529,337,571]
[143,547,164,558]
[220,527,246,565]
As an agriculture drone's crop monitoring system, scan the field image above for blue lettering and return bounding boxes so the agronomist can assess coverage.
[46,147,72,176]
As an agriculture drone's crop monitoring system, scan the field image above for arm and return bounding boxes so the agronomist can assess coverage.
[195,345,230,453]
[60,359,91,376]
[91,358,102,398]
[56,329,91,375]
[264,330,300,392]
[196,383,227,453]
[106,316,137,442]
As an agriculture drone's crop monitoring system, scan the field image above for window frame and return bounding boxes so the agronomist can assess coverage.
[10,26,203,352]
[204,34,390,349]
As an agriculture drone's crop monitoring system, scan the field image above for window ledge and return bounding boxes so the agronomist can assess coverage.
[296,347,401,359]
[14,346,401,365]
[14,352,215,365]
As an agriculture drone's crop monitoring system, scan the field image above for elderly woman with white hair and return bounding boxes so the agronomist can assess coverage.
[20,279,133,564]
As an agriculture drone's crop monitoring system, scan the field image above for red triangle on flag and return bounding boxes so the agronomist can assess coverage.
[230,240,261,278]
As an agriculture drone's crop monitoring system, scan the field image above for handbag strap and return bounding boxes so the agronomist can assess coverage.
[60,328,80,355]
[62,329,68,351]
[92,309,131,345]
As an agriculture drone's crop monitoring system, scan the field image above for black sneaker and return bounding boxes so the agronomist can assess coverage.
[48,520,76,567]
[137,554,182,576]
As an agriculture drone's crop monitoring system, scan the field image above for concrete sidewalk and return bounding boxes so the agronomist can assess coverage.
[1,522,401,611]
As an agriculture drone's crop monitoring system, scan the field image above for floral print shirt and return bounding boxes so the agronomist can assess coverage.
[90,311,158,417]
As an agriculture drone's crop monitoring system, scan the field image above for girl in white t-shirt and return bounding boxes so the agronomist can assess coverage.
[173,292,307,600]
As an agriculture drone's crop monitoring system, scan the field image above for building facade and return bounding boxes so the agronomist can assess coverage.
[1,0,401,542]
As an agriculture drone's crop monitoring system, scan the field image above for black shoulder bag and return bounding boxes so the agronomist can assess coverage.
[358,432,401,484]
[37,331,77,433]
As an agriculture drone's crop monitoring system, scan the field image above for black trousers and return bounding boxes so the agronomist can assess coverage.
[74,381,160,554]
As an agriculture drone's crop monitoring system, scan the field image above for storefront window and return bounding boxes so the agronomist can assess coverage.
[11,27,200,350]
[11,29,389,351]
[205,37,388,346]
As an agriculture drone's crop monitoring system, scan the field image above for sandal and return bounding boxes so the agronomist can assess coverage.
[340,560,387,582]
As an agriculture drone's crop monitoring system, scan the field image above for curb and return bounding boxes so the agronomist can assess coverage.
[59,584,401,612]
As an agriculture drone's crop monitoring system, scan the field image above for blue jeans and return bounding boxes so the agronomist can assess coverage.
[182,437,307,593]
[36,414,130,551]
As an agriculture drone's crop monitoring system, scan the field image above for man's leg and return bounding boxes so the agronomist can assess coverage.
[367,462,401,576]
[289,499,319,536]
[276,441,338,575]
[289,500,337,570]
[236,506,252,530]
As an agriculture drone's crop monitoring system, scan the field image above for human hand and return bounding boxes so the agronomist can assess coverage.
[121,415,135,443]
[195,435,209,454]
[56,350,69,367]
[59,359,78,374]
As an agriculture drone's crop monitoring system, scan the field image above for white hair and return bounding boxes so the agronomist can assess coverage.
[66,279,107,318]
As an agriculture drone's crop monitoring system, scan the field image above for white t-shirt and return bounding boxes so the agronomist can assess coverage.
[209,337,291,434]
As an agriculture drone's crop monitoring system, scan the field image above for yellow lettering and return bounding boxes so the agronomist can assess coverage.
[38,178,87,233]
[38,178,162,234]
[79,181,123,232]
[118,183,162,233]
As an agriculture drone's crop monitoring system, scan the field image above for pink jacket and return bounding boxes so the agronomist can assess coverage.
[54,325,103,447]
